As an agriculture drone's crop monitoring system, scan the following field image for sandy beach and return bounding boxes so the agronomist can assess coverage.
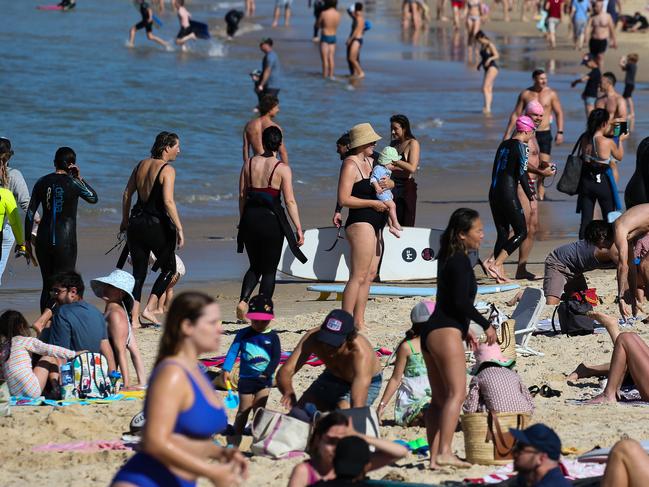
[3,0,649,485]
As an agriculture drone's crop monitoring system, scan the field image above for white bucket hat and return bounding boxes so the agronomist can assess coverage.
[91,269,136,312]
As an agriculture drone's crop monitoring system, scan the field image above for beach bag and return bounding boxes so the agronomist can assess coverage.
[557,136,584,196]
[0,381,10,417]
[496,319,516,362]
[462,411,530,465]
[63,352,113,400]
[552,289,597,336]
[338,407,381,438]
[250,408,311,458]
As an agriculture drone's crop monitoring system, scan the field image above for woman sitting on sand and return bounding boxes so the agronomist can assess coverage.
[112,292,247,487]
[287,412,408,486]
[0,310,76,398]
[338,123,386,330]
[90,269,146,390]
[389,114,420,227]
[420,208,496,469]
[376,301,434,426]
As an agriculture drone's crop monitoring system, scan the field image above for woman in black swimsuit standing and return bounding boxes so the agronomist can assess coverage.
[475,31,499,115]
[389,114,420,227]
[25,147,98,311]
[421,208,496,469]
[120,132,184,328]
[236,126,305,321]
[338,123,386,330]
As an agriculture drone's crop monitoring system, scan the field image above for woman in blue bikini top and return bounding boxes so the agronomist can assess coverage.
[112,292,248,487]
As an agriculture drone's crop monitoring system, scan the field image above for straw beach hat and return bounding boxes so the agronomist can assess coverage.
[91,269,136,312]
[348,123,381,149]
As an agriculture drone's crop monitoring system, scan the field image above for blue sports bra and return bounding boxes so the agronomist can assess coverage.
[147,360,228,439]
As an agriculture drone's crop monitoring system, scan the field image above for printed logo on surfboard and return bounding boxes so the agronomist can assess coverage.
[402,248,417,262]
[421,248,435,261]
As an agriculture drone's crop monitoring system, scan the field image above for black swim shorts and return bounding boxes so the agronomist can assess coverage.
[177,25,194,39]
[237,377,271,395]
[623,83,635,99]
[135,20,153,33]
[536,130,553,155]
[588,38,608,56]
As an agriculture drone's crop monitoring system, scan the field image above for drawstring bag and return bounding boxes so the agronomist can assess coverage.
[557,136,584,196]
[552,289,597,336]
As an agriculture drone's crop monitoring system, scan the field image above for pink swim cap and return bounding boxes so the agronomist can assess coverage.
[516,115,536,133]
[525,100,544,116]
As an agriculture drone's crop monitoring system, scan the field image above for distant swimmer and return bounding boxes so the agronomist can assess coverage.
[318,0,341,79]
[128,0,169,49]
[503,69,564,200]
[346,3,365,78]
[174,0,197,51]
[242,95,289,165]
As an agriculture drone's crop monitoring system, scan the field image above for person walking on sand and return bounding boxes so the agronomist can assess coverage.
[346,3,365,78]
[475,31,499,115]
[242,95,289,165]
[174,0,197,51]
[421,208,496,469]
[586,0,617,70]
[236,127,305,321]
[544,0,564,49]
[487,116,537,283]
[570,0,590,50]
[318,0,341,79]
[128,0,169,49]
[120,132,184,329]
[338,123,386,329]
[503,69,564,200]
[465,0,483,51]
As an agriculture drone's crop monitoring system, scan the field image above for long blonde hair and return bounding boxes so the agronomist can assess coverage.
[0,138,14,188]
[154,291,215,366]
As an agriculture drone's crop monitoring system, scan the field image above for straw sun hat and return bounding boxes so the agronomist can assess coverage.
[91,269,136,312]
[348,123,381,149]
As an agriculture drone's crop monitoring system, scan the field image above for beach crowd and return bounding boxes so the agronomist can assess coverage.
[3,0,649,486]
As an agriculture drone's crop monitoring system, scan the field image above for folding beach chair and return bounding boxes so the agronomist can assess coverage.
[512,287,545,357]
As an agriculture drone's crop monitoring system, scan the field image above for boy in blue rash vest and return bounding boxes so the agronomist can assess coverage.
[223,295,280,444]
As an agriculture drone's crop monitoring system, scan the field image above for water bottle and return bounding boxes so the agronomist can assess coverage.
[60,363,74,399]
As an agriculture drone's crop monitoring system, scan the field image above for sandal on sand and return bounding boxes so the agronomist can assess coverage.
[528,385,540,397]
[539,385,561,398]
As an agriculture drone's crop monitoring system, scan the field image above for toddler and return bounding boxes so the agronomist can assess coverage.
[620,53,638,120]
[371,146,403,237]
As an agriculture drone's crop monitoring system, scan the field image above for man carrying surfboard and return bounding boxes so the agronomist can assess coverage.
[128,0,169,49]
[277,309,382,411]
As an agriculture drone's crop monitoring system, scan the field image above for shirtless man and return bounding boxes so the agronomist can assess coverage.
[595,72,627,182]
[276,309,382,411]
[503,69,564,200]
[318,0,341,79]
[242,95,289,165]
[586,0,617,69]
[516,101,556,279]
[613,203,649,318]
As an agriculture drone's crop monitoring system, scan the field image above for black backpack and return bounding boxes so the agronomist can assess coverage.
[551,289,597,336]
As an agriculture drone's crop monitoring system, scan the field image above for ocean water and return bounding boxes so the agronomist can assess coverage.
[2,0,647,222]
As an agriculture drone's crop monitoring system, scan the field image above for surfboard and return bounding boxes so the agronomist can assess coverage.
[190,20,211,40]
[578,440,649,463]
[277,227,443,282]
[307,283,521,301]
[37,5,65,10]
[153,15,163,27]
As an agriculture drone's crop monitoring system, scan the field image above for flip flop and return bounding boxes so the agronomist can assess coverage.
[528,385,540,397]
[540,384,562,398]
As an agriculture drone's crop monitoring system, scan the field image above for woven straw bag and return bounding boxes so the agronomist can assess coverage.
[462,411,530,465]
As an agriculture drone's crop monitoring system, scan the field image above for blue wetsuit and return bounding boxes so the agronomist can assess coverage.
[112,361,228,487]
[488,139,533,257]
[222,327,281,394]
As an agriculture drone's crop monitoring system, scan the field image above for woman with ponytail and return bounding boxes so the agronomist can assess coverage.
[112,291,248,487]
[420,208,496,469]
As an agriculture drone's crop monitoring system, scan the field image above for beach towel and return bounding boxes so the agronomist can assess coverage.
[33,439,136,453]
[200,347,392,368]
[10,393,136,407]
[463,459,605,483]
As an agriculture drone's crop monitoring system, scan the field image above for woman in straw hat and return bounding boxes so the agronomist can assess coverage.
[337,123,387,329]
[91,269,146,389]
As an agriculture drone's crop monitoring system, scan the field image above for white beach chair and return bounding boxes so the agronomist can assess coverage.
[512,287,545,357]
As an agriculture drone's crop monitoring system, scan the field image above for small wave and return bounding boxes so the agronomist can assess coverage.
[208,41,227,57]
[181,193,235,203]
[416,118,444,129]
[236,23,263,34]
[213,1,245,9]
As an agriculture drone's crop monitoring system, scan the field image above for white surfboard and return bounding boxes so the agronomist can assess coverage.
[277,227,443,282]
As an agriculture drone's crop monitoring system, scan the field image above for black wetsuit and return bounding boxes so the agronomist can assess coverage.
[225,9,244,37]
[135,2,153,33]
[489,138,533,257]
[421,251,491,350]
[126,164,177,303]
[25,173,98,311]
[237,160,306,302]
[624,137,649,209]
[345,162,386,233]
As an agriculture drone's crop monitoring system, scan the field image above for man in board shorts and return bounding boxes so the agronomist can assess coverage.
[587,0,617,69]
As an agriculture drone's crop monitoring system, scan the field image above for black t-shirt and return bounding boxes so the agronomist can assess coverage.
[583,67,601,97]
[624,63,637,86]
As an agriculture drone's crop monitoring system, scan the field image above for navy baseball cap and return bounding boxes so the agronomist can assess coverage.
[316,309,355,347]
[510,423,562,460]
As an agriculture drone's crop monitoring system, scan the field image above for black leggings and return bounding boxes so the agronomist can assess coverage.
[490,194,528,257]
[127,220,176,302]
[35,238,77,312]
[578,175,615,240]
[239,207,284,302]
